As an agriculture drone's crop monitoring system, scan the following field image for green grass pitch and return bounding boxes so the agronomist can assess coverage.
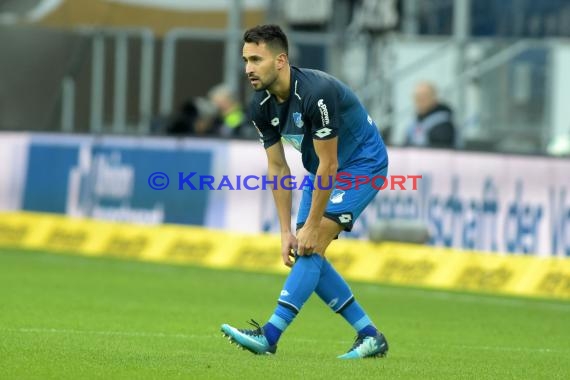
[0,247,569,379]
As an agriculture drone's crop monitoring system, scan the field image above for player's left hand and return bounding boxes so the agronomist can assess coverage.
[296,224,319,256]
[281,232,298,267]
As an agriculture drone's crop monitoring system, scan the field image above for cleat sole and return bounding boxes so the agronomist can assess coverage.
[220,327,274,356]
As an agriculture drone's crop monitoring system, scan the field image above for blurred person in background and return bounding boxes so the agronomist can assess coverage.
[221,24,389,360]
[162,97,220,137]
[405,81,456,149]
[191,97,221,137]
[208,83,249,138]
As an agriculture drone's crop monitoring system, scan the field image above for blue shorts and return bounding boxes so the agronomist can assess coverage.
[296,164,388,232]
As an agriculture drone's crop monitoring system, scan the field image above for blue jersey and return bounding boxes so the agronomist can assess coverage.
[248,67,388,174]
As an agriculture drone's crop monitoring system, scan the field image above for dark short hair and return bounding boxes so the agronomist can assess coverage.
[243,24,288,54]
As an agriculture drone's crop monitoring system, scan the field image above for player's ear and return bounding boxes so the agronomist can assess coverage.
[275,52,287,70]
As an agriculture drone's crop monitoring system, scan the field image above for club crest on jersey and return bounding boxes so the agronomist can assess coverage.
[292,112,304,128]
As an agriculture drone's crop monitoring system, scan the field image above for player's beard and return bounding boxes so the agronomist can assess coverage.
[252,70,279,92]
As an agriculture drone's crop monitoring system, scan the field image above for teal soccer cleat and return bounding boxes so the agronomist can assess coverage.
[337,332,389,359]
[221,320,277,355]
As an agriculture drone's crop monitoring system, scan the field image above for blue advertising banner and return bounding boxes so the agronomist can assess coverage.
[23,140,213,226]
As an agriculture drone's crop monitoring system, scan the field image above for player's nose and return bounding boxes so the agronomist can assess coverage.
[245,62,255,76]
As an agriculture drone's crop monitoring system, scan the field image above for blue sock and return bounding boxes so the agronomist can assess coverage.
[340,300,377,337]
[263,306,296,346]
[263,254,324,346]
[315,259,378,336]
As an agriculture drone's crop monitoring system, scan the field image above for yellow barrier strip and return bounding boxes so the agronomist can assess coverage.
[1,212,569,300]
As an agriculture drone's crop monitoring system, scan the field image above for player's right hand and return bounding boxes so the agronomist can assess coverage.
[281,232,298,267]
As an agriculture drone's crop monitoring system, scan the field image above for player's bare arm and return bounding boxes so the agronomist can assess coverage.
[266,141,297,267]
[296,137,339,256]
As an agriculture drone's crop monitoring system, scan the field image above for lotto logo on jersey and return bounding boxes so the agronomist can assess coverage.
[315,127,332,138]
[317,99,330,126]
[338,213,353,224]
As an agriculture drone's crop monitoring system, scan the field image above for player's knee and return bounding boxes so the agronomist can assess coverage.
[315,222,341,255]
[315,234,336,256]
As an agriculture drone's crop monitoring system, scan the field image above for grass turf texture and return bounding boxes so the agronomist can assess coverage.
[0,248,568,379]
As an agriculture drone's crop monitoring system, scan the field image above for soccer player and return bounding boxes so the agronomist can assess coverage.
[221,24,389,359]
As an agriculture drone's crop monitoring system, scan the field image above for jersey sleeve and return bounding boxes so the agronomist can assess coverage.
[248,101,281,149]
[305,82,339,140]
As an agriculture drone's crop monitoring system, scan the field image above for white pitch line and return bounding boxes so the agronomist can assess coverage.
[2,327,566,354]
[360,286,570,312]
[448,344,562,354]
[4,327,208,340]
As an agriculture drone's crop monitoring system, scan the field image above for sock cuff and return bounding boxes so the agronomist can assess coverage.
[334,295,355,313]
[277,299,300,314]
[354,315,373,332]
[268,315,289,331]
